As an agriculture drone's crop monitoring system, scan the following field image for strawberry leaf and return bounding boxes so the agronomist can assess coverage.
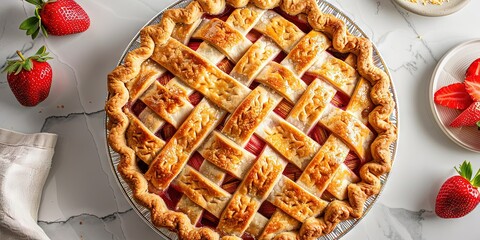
[24,59,33,71]
[40,24,48,38]
[19,17,38,30]
[474,176,480,188]
[2,62,19,74]
[20,5,45,39]
[26,23,39,35]
[477,121,480,129]
[31,28,40,40]
[14,64,23,75]
[36,46,46,55]
[455,161,472,181]
[473,168,480,187]
[25,0,42,6]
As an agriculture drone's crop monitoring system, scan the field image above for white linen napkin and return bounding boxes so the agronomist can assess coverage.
[0,128,57,240]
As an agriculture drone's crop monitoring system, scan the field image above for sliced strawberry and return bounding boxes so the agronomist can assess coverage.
[466,58,480,78]
[465,75,480,101]
[450,102,480,127]
[434,83,473,110]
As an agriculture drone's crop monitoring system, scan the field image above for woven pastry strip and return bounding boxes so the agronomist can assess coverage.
[217,147,287,236]
[230,36,282,85]
[307,51,359,97]
[198,131,256,179]
[256,62,307,104]
[125,111,165,165]
[140,81,194,128]
[254,10,305,52]
[193,18,253,62]
[126,59,167,101]
[281,30,331,76]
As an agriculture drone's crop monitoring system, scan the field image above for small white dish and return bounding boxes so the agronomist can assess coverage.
[430,39,480,153]
[393,0,470,17]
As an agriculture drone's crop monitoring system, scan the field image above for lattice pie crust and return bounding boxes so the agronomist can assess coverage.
[106,0,398,239]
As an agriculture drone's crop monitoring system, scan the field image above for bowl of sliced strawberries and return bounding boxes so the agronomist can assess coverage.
[431,40,480,152]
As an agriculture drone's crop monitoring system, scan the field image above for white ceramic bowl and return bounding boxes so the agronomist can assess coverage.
[393,0,470,17]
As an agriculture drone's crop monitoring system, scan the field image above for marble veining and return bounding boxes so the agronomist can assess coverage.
[390,0,438,62]
[0,0,480,239]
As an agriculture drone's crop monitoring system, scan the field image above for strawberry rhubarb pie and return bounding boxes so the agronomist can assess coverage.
[106,0,398,239]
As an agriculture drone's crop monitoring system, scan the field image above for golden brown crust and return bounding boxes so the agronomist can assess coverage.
[257,114,320,170]
[125,111,165,165]
[175,166,232,217]
[106,0,398,239]
[287,78,336,132]
[192,18,252,62]
[307,52,358,96]
[125,59,166,102]
[254,10,305,52]
[326,164,360,200]
[281,30,331,76]
[346,78,374,124]
[319,107,374,161]
[226,4,266,34]
[198,131,256,178]
[255,62,307,104]
[230,36,281,85]
[172,18,203,44]
[140,81,193,128]
[296,136,349,197]
[138,107,166,133]
[260,211,301,240]
[222,86,281,145]
[268,176,328,222]
[217,147,287,236]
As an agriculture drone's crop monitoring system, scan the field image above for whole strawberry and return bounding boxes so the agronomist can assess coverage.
[20,0,90,39]
[2,46,53,106]
[435,161,480,218]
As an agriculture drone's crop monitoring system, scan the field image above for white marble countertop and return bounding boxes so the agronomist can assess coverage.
[1,0,479,239]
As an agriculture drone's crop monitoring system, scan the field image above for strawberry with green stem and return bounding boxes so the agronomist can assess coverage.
[435,161,480,219]
[20,0,90,39]
[2,46,53,106]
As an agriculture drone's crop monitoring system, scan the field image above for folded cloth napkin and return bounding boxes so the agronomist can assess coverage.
[0,128,57,240]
